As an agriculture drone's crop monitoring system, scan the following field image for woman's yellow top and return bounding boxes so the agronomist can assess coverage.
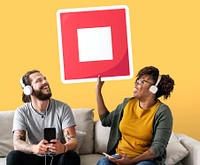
[116,99,160,158]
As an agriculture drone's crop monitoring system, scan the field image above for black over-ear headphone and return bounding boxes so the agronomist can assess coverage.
[149,75,161,94]
[20,77,33,96]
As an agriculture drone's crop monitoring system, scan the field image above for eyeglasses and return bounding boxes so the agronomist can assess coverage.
[135,78,152,85]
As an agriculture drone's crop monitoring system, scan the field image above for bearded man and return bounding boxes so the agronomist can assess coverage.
[7,70,80,165]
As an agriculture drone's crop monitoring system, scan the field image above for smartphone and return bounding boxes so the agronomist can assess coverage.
[103,152,122,159]
[103,152,113,159]
[44,128,56,143]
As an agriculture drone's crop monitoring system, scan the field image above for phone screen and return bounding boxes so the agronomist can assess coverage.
[44,128,56,143]
[103,152,113,159]
[103,152,122,159]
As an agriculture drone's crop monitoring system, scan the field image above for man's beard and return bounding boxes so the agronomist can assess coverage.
[33,85,52,100]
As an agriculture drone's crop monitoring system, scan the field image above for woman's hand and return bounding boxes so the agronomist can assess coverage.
[108,154,134,165]
[96,75,105,92]
[95,75,108,116]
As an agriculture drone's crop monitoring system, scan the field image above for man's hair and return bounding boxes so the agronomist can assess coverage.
[21,70,40,103]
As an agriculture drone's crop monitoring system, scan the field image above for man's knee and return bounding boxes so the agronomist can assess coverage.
[6,150,24,165]
[62,151,80,165]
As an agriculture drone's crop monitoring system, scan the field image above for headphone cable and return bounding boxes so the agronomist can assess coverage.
[44,154,53,165]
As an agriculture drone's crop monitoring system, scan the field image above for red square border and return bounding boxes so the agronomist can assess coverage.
[57,5,133,84]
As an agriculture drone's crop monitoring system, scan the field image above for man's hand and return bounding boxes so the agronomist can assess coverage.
[46,139,65,155]
[31,139,49,154]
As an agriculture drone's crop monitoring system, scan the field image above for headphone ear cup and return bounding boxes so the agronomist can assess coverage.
[23,85,33,96]
[149,75,161,94]
[149,85,158,94]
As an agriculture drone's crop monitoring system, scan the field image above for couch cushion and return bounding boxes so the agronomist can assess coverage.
[165,132,189,165]
[75,130,86,153]
[80,154,103,165]
[0,110,15,157]
[0,157,6,164]
[72,108,94,154]
[94,120,110,154]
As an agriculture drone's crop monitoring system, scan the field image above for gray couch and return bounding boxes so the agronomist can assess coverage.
[0,109,200,165]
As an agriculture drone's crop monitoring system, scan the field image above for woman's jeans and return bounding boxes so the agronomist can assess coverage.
[97,156,157,165]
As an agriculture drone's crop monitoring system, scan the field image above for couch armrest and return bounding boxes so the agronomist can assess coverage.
[176,133,200,165]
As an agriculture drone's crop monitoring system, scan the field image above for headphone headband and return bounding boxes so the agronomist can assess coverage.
[20,77,33,96]
[20,77,25,88]
[155,75,161,86]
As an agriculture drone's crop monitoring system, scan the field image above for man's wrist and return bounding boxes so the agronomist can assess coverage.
[63,144,67,153]
[26,144,33,154]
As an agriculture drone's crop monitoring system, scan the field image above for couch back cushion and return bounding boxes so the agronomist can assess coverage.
[72,108,94,154]
[94,120,110,154]
[165,132,189,165]
[0,110,15,157]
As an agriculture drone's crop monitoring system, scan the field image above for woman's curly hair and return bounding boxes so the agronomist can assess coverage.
[136,66,175,99]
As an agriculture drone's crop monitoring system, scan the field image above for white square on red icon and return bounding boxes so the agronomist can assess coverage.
[57,5,133,84]
[77,26,113,62]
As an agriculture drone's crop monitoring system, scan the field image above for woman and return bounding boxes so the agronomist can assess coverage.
[96,66,175,165]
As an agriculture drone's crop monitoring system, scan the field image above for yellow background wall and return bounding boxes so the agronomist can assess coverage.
[1,0,200,140]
